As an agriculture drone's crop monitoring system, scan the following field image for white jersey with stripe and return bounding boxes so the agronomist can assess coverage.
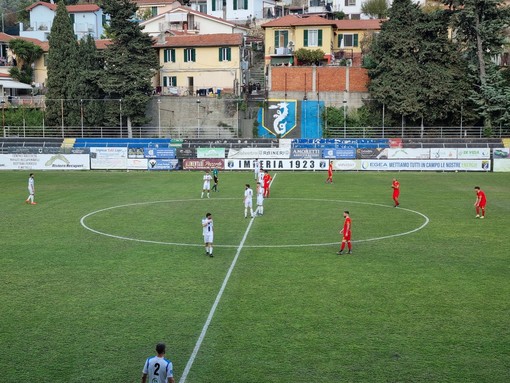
[202,218,213,236]
[142,356,173,383]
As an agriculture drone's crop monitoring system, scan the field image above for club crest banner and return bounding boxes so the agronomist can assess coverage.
[261,99,297,137]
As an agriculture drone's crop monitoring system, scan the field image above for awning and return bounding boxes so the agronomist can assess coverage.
[0,79,33,90]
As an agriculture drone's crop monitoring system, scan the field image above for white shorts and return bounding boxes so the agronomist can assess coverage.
[204,233,213,243]
[28,187,34,195]
[257,195,264,205]
[203,182,210,190]
[244,200,252,208]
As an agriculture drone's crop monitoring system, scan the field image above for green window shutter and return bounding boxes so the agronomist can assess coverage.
[244,0,248,9]
[338,34,343,48]
[163,49,168,62]
[227,47,231,61]
[353,34,359,47]
[184,49,188,63]
[318,30,323,46]
[284,31,288,47]
[304,30,308,47]
[171,77,177,86]
[191,48,196,62]
[274,31,279,48]
[219,47,223,61]
[163,77,168,87]
[233,0,237,10]
[212,0,216,11]
[171,49,175,62]
[344,0,348,6]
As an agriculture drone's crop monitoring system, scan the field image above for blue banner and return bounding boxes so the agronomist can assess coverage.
[147,158,179,170]
[323,147,356,159]
[144,148,176,159]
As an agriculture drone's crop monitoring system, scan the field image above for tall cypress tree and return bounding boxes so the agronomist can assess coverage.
[100,0,159,137]
[77,35,106,128]
[45,0,80,128]
[367,0,470,128]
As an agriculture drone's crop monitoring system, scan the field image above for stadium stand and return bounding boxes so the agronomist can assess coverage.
[181,138,279,149]
[0,138,64,153]
[401,138,504,149]
[73,138,174,148]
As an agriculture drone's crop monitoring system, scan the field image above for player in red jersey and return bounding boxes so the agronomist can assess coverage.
[337,211,352,255]
[474,186,487,218]
[326,161,333,184]
[392,178,400,207]
[263,170,272,198]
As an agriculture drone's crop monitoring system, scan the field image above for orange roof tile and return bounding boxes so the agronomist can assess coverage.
[153,33,244,48]
[135,0,179,4]
[26,1,100,13]
[261,15,337,28]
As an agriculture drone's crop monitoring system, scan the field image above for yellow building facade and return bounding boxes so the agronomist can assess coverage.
[154,33,243,96]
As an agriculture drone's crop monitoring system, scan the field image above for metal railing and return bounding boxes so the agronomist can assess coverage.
[324,126,510,139]
[1,125,239,139]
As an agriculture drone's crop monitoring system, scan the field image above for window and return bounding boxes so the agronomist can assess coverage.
[274,30,288,48]
[198,3,207,13]
[69,14,75,24]
[233,0,248,10]
[304,29,322,47]
[163,76,177,87]
[163,49,176,63]
[151,6,158,17]
[219,47,232,61]
[184,48,196,62]
[43,53,48,67]
[344,0,356,5]
[338,33,359,47]
[212,0,224,11]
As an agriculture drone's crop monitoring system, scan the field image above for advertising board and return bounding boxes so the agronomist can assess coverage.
[183,158,225,170]
[197,148,225,158]
[90,147,127,169]
[226,159,328,170]
[360,159,490,171]
[0,153,90,170]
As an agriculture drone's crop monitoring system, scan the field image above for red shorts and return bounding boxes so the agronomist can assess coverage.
[393,191,400,198]
[478,201,486,208]
[343,231,351,241]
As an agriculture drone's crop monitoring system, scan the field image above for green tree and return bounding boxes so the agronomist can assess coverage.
[100,0,160,136]
[77,35,106,127]
[361,0,389,19]
[443,0,510,132]
[45,0,80,127]
[367,0,470,129]
[8,39,43,84]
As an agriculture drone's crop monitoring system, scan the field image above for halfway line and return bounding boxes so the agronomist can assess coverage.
[178,212,255,383]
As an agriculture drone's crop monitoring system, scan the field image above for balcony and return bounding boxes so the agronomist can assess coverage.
[273,47,292,55]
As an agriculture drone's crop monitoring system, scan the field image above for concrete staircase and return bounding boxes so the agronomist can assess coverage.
[248,51,266,98]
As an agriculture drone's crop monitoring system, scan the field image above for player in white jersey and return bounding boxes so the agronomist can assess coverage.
[244,184,254,218]
[141,343,175,383]
[254,159,261,180]
[254,182,265,216]
[25,173,36,205]
[202,212,214,257]
[257,167,264,184]
[201,170,212,198]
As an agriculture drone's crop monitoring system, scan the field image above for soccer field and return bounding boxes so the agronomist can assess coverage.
[0,170,509,382]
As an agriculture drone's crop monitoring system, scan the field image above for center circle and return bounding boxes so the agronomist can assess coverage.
[80,198,429,248]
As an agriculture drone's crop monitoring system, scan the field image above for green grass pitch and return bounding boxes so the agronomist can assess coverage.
[0,170,509,382]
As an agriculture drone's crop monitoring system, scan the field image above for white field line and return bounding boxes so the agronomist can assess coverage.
[178,175,278,383]
[80,195,430,248]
